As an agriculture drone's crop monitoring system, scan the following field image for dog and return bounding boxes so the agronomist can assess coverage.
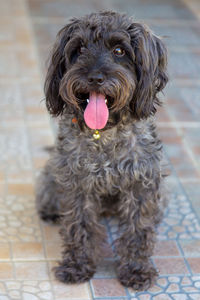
[36,11,168,291]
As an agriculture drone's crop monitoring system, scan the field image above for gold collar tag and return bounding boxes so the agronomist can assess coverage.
[93,130,101,140]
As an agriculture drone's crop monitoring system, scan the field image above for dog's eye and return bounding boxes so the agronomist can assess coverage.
[113,47,125,57]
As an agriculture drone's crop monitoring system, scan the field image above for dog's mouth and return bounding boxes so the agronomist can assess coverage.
[76,92,114,130]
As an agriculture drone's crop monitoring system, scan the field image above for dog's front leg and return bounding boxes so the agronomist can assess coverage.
[116,182,162,290]
[54,194,106,283]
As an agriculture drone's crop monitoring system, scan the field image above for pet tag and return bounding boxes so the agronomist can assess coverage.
[93,130,101,140]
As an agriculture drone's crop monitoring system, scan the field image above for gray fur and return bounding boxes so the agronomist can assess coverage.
[36,11,168,290]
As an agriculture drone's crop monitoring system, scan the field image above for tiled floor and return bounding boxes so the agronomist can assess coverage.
[0,0,200,299]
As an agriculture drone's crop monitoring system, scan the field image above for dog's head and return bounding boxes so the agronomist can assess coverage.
[45,11,168,130]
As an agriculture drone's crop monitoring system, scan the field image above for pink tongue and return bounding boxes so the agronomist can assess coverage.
[84,92,109,130]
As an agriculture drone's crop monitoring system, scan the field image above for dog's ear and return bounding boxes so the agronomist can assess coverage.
[44,19,78,116]
[128,23,168,119]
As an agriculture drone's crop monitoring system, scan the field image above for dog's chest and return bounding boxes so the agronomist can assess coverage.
[67,132,137,189]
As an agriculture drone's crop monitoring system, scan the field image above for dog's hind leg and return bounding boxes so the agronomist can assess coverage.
[35,163,65,223]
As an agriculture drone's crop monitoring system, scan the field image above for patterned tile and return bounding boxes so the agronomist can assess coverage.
[0,280,54,300]
[181,182,200,219]
[0,125,32,173]
[0,195,42,242]
[127,275,200,298]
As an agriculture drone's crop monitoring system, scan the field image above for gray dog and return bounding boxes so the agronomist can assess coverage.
[36,11,168,291]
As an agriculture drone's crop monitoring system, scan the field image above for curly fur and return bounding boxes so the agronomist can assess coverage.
[36,11,168,290]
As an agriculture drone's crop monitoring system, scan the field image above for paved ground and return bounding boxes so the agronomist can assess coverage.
[0,0,200,299]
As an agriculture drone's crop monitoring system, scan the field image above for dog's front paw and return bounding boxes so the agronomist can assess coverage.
[54,260,96,283]
[117,261,158,291]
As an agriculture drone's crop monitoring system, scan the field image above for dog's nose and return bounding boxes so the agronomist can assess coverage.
[88,73,105,85]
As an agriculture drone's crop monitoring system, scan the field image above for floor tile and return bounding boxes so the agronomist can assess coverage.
[153,240,180,256]
[42,224,60,241]
[15,261,49,280]
[91,278,126,297]
[187,258,200,274]
[53,281,90,300]
[169,49,200,80]
[179,240,200,257]
[45,241,62,260]
[0,244,10,260]
[154,258,189,275]
[181,182,200,219]
[7,184,34,196]
[12,242,45,260]
[165,85,200,122]
[151,22,200,48]
[94,260,116,278]
[28,0,108,18]
[0,263,14,280]
[111,0,196,20]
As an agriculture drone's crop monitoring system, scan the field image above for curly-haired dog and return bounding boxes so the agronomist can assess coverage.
[36,11,168,290]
